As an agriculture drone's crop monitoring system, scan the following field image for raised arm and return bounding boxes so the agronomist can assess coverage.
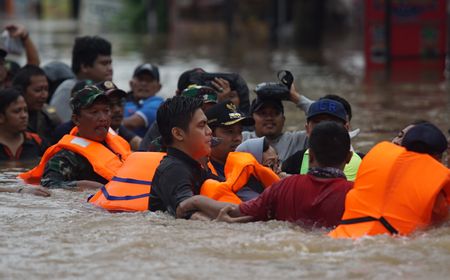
[5,24,40,66]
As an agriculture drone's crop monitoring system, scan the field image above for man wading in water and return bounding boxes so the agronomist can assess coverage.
[177,121,354,227]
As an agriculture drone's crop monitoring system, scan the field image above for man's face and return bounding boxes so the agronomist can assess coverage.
[108,94,124,130]
[24,75,49,112]
[392,124,415,145]
[252,104,285,139]
[210,123,243,163]
[0,58,7,86]
[129,72,161,101]
[0,95,28,134]
[182,108,212,160]
[73,100,111,142]
[305,114,348,136]
[84,55,113,82]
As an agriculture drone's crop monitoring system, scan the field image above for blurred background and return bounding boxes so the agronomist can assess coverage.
[0,0,449,152]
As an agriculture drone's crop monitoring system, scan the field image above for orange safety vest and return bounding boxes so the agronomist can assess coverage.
[88,152,166,211]
[19,128,131,184]
[201,152,280,204]
[329,142,450,238]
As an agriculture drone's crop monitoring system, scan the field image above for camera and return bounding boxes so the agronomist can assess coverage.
[254,70,294,100]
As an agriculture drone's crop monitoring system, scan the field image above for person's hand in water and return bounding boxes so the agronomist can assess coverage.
[215,205,253,223]
[20,186,51,197]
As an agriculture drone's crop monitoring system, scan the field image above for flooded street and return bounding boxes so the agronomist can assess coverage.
[1,18,449,279]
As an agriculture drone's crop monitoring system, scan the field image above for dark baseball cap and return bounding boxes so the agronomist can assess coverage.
[133,63,160,81]
[181,84,218,104]
[307,99,347,123]
[95,81,127,98]
[71,85,109,113]
[402,123,447,155]
[250,97,284,114]
[206,100,254,128]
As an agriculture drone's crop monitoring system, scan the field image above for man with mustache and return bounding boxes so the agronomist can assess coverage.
[20,85,131,189]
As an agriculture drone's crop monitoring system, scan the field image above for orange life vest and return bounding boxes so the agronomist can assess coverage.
[19,128,131,184]
[88,152,166,211]
[329,142,450,238]
[201,152,280,204]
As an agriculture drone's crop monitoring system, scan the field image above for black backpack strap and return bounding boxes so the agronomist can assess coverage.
[340,216,399,235]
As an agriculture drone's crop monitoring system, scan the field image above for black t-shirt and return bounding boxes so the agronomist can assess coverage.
[0,132,46,161]
[281,149,307,175]
[149,147,208,217]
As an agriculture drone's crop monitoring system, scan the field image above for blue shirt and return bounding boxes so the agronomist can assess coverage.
[124,95,164,137]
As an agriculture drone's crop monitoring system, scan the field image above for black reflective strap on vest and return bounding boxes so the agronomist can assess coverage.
[340,216,399,235]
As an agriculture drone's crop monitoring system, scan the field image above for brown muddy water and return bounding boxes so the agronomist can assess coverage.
[1,20,449,279]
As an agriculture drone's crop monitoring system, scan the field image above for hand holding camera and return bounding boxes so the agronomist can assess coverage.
[254,70,299,103]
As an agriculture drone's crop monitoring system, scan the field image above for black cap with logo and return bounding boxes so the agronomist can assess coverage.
[206,100,254,128]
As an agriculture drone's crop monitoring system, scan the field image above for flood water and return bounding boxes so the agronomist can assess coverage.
[1,19,449,279]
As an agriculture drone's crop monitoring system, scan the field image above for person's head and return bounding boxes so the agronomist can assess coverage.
[95,81,127,130]
[12,65,49,112]
[70,85,111,142]
[206,100,254,163]
[157,95,212,160]
[42,61,75,97]
[0,88,28,135]
[309,121,352,169]
[0,49,7,86]
[392,120,429,146]
[305,99,348,135]
[401,122,447,161]
[320,94,352,122]
[129,63,161,101]
[250,97,285,139]
[71,36,112,82]
[176,68,205,94]
[3,60,20,89]
[181,84,218,111]
[236,136,280,172]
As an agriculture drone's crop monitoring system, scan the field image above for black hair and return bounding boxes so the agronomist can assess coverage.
[12,64,46,92]
[157,95,204,146]
[309,121,350,167]
[262,137,270,152]
[0,88,24,114]
[177,68,205,92]
[71,36,111,74]
[320,94,352,121]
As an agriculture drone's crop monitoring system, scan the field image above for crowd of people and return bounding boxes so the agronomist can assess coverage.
[1,26,450,239]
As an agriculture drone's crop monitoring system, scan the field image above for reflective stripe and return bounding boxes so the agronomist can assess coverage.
[100,186,151,201]
[111,176,152,185]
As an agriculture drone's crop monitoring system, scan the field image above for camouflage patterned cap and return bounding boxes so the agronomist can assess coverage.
[181,84,218,104]
[71,85,108,113]
[95,80,127,97]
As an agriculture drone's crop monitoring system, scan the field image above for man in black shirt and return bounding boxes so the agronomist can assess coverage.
[149,96,212,218]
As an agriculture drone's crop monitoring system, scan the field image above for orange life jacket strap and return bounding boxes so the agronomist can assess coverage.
[340,216,399,235]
